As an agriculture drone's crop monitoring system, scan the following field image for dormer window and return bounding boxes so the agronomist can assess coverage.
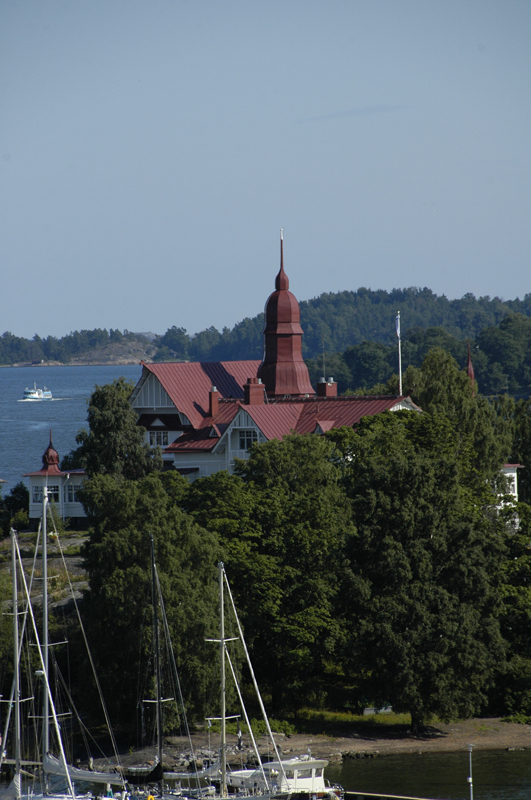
[149,431,169,447]
[239,430,258,450]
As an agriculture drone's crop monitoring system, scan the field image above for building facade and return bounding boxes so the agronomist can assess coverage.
[130,236,419,479]
[24,434,87,525]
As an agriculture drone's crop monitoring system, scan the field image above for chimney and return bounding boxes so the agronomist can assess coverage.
[209,386,219,416]
[244,377,265,405]
[316,378,337,398]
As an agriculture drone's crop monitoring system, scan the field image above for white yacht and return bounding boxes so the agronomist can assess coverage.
[227,755,341,798]
[23,383,52,400]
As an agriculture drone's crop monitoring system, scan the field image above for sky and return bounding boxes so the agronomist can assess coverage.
[1,0,530,340]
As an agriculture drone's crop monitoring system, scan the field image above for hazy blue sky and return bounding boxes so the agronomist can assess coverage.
[2,1,530,339]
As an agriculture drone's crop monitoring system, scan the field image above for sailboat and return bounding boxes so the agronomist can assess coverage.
[2,497,126,799]
[144,536,219,800]
[209,562,343,800]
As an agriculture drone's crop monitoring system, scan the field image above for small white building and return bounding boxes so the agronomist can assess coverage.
[24,435,86,526]
[501,463,522,503]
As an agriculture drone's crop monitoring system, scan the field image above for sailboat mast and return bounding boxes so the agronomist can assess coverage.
[42,488,50,774]
[150,536,163,798]
[219,562,227,798]
[11,530,21,783]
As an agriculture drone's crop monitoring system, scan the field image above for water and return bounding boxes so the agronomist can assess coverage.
[325,748,531,799]
[0,364,141,494]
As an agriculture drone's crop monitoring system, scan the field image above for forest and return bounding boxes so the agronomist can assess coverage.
[2,286,531,399]
[2,354,531,740]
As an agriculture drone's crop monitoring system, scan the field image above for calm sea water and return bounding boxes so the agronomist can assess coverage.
[0,364,141,494]
[325,747,531,800]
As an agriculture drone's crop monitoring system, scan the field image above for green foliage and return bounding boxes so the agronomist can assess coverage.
[62,377,162,479]
[385,348,514,482]
[80,472,221,725]
[0,482,30,537]
[494,504,531,716]
[145,290,531,393]
[185,436,354,712]
[0,328,140,365]
[511,400,531,505]
[328,411,506,732]
[10,509,29,532]
[212,717,296,736]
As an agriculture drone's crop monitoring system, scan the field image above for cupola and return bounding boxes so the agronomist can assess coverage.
[257,231,315,397]
[42,431,60,469]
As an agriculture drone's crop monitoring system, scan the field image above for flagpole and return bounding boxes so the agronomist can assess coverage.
[396,311,402,395]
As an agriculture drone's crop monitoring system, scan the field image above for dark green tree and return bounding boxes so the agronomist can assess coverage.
[343,341,395,390]
[186,436,354,712]
[61,377,162,479]
[387,348,513,482]
[79,472,221,725]
[494,503,531,716]
[0,482,30,536]
[328,411,506,732]
[511,399,531,505]
[157,326,189,360]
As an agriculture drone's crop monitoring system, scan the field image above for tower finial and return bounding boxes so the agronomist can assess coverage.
[276,229,288,290]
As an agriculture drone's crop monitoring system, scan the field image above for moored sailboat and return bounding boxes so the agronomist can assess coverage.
[2,498,126,799]
[209,562,343,800]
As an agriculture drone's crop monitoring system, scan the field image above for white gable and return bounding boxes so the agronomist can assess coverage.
[390,397,422,412]
[131,372,174,410]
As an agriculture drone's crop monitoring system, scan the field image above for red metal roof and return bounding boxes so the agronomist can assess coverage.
[136,361,261,427]
[294,396,409,435]
[164,403,240,452]
[162,395,416,453]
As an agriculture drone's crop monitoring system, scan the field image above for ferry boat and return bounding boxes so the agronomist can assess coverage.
[23,382,53,400]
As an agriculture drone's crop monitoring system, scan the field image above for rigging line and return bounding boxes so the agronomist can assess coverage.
[153,564,204,792]
[14,538,76,800]
[224,649,269,791]
[50,655,92,760]
[0,532,41,771]
[54,532,126,788]
[222,566,287,786]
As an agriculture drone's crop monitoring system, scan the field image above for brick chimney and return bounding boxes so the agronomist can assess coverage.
[316,378,337,398]
[209,386,219,416]
[244,377,265,405]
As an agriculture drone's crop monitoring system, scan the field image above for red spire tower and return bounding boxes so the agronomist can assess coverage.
[257,231,315,397]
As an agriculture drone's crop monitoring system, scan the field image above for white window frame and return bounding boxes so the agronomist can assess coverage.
[149,430,169,447]
[239,430,258,451]
[32,485,43,504]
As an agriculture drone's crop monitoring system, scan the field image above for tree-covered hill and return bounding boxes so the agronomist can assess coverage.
[155,287,531,363]
[2,286,531,397]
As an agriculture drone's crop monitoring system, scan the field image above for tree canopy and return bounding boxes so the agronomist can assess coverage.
[328,411,506,731]
[61,377,162,479]
[79,471,221,725]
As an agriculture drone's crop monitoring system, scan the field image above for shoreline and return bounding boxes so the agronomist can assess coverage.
[110,718,531,772]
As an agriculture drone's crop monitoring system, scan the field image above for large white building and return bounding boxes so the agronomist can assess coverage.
[130,239,419,480]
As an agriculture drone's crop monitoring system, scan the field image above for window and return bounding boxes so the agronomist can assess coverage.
[64,484,80,503]
[150,431,169,447]
[48,485,60,503]
[239,430,258,450]
[32,485,43,504]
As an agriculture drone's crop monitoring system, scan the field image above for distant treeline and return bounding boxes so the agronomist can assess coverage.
[155,287,531,363]
[3,287,531,397]
[0,328,138,365]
